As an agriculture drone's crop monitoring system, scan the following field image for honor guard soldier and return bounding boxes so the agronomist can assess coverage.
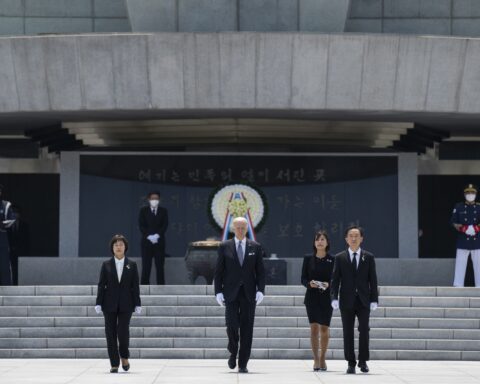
[450,184,480,287]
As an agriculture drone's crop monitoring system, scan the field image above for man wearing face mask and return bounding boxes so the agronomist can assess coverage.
[451,184,480,287]
[0,185,15,286]
[138,191,169,285]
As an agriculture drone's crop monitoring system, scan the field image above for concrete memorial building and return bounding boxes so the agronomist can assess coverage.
[0,0,479,361]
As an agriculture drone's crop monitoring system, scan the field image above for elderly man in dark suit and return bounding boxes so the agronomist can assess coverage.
[330,226,378,374]
[214,217,266,373]
[138,191,168,285]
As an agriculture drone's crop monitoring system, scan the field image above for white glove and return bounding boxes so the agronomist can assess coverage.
[331,300,339,310]
[94,305,102,314]
[147,235,158,244]
[255,291,264,305]
[134,306,142,315]
[466,225,476,236]
[153,234,160,240]
[216,293,225,306]
[370,302,378,311]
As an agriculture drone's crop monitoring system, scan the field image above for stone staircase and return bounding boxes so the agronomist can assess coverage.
[0,285,479,360]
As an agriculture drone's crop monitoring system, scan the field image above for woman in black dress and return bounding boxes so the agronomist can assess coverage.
[301,230,334,371]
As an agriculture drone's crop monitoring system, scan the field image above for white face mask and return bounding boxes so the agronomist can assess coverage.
[465,194,476,203]
[149,199,159,208]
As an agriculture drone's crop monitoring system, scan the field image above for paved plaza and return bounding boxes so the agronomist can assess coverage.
[0,359,479,384]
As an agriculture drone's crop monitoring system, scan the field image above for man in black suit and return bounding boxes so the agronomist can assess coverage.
[7,205,30,286]
[330,226,378,374]
[95,235,141,372]
[214,217,266,373]
[0,185,15,286]
[138,191,168,285]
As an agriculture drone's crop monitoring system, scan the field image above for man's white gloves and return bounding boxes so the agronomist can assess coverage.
[134,306,142,315]
[466,225,476,237]
[331,300,339,310]
[370,302,378,311]
[94,305,102,314]
[216,293,225,306]
[256,291,264,305]
[147,234,160,244]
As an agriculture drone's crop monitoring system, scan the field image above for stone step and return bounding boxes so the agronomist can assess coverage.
[0,348,477,360]
[0,337,478,351]
[1,286,480,298]
[0,316,478,329]
[1,305,479,319]
[1,296,479,308]
[1,326,480,340]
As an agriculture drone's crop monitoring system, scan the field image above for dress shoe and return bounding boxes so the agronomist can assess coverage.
[313,368,320,372]
[228,354,236,369]
[121,358,130,371]
[110,367,119,373]
[346,365,356,374]
[358,362,369,373]
[238,367,248,373]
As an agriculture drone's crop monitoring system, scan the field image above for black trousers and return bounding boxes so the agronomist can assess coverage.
[104,311,132,367]
[340,296,370,365]
[10,251,18,286]
[141,241,165,285]
[0,234,12,286]
[225,287,256,369]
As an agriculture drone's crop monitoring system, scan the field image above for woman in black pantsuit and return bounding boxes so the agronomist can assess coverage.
[95,234,142,373]
[301,230,334,371]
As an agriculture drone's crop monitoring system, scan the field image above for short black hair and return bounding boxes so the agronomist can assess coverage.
[345,225,364,237]
[110,234,129,255]
[147,191,161,199]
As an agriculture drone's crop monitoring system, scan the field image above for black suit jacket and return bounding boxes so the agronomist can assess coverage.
[96,257,141,313]
[138,206,168,246]
[330,249,379,309]
[214,238,266,303]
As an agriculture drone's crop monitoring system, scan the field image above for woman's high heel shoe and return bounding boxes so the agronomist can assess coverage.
[121,359,130,371]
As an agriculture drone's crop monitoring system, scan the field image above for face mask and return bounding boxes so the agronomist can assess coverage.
[149,199,159,208]
[466,194,476,203]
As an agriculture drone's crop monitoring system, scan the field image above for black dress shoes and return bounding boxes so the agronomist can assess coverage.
[358,362,369,373]
[238,367,249,373]
[228,354,236,369]
[110,367,118,373]
[346,365,356,374]
[122,363,130,371]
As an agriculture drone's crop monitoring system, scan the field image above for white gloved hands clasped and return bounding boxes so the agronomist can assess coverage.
[466,225,476,237]
[331,300,339,310]
[216,293,225,306]
[370,302,378,311]
[94,305,102,314]
[255,291,264,305]
[147,234,160,244]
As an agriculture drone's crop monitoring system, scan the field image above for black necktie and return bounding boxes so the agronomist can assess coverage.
[352,252,358,271]
[237,242,244,266]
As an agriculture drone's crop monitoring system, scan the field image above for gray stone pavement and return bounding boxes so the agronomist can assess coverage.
[0,359,480,384]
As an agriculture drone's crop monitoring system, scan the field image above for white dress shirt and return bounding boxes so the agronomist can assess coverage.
[114,257,125,282]
[348,248,361,269]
